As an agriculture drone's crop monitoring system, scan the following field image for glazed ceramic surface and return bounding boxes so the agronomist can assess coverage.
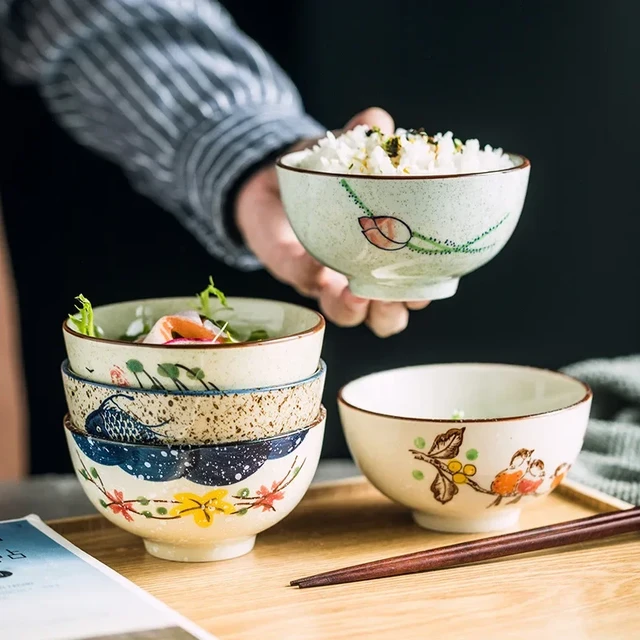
[62,359,326,446]
[63,297,325,390]
[276,153,531,301]
[65,407,326,562]
[338,363,592,534]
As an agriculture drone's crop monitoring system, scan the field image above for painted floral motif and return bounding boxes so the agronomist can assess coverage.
[358,216,412,251]
[78,455,304,528]
[124,359,223,392]
[340,179,509,255]
[251,483,285,512]
[170,490,235,527]
[105,489,135,522]
[110,366,130,387]
[409,428,571,508]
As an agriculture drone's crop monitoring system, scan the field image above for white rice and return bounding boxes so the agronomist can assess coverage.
[294,125,515,176]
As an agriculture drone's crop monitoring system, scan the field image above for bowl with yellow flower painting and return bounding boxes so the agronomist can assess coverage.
[338,363,592,534]
[64,407,326,562]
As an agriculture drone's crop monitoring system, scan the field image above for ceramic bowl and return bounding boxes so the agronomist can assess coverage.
[276,152,530,301]
[63,297,325,390]
[62,358,326,446]
[64,406,325,562]
[338,363,592,534]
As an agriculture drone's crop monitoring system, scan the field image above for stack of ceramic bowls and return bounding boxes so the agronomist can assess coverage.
[61,297,326,562]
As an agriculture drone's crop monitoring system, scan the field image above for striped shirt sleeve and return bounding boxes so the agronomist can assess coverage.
[0,0,324,270]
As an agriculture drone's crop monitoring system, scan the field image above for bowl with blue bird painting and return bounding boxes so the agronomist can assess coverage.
[63,297,325,391]
[62,358,326,446]
[64,406,326,562]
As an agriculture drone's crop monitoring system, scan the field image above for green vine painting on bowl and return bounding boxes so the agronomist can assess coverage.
[409,427,571,508]
[108,361,223,392]
[340,179,510,255]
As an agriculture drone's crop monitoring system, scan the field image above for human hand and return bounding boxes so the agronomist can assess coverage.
[234,107,430,338]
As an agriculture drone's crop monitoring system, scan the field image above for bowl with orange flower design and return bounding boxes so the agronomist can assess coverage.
[64,407,326,562]
[276,151,530,301]
[338,364,591,534]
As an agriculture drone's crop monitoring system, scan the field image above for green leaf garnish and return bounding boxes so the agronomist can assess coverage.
[68,294,100,337]
[196,276,229,315]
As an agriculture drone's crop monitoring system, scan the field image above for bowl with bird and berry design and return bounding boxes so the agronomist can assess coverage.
[338,363,591,534]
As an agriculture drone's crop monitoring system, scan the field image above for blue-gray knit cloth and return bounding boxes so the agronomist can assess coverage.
[561,354,640,505]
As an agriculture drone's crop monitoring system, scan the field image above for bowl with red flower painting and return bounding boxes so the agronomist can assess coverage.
[338,363,592,534]
[63,295,325,391]
[61,358,325,446]
[276,128,530,302]
[64,406,326,562]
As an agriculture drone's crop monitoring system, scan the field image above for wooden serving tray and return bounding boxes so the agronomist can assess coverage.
[51,477,640,640]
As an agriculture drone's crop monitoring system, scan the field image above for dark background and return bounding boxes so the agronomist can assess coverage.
[1,1,639,475]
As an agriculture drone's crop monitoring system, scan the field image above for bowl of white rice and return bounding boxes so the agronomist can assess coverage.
[276,126,530,301]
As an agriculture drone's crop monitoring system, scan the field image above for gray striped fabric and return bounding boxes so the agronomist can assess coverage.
[0,0,324,268]
[562,354,640,505]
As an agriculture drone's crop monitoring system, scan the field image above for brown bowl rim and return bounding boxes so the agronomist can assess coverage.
[63,296,325,349]
[337,363,592,424]
[276,151,531,181]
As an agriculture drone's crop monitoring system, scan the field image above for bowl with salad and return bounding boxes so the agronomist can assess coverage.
[63,277,325,391]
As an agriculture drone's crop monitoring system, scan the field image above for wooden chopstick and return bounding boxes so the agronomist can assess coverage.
[291,505,640,589]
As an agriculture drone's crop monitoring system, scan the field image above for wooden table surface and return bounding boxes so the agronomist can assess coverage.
[51,478,640,640]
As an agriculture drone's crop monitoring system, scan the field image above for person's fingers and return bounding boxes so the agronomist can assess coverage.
[405,300,431,311]
[317,271,370,327]
[365,301,410,338]
[344,107,395,135]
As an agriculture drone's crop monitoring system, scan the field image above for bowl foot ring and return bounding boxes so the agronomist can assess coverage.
[412,508,521,534]
[348,277,459,302]
[143,535,256,562]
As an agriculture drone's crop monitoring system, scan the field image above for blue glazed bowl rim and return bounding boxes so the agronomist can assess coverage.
[63,405,326,451]
[61,358,326,396]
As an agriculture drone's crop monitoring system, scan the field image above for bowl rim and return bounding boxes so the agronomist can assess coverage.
[62,296,325,349]
[61,357,326,396]
[63,404,327,450]
[276,150,531,181]
[337,362,592,423]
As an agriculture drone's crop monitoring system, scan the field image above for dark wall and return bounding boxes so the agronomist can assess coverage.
[1,1,638,475]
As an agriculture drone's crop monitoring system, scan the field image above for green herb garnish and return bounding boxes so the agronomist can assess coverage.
[248,329,269,342]
[451,410,465,421]
[196,276,229,315]
[69,294,99,337]
[383,135,401,158]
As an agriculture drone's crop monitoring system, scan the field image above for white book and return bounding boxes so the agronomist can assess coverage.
[0,515,218,640]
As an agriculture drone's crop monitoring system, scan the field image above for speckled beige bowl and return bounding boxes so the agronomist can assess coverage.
[276,152,531,301]
[63,297,325,391]
[62,359,326,446]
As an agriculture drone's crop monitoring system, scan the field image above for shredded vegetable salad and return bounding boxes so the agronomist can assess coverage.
[68,277,270,345]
